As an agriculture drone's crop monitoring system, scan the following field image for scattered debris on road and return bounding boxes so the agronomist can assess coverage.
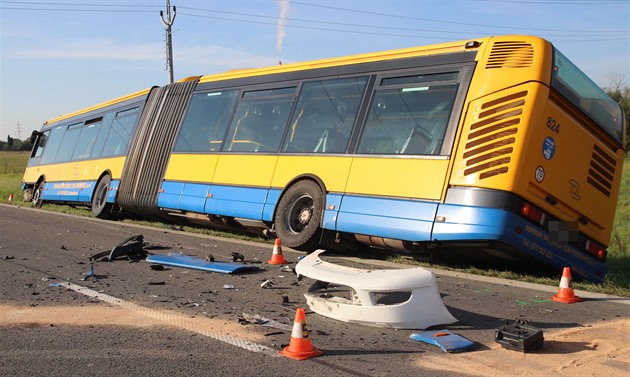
[81,262,95,281]
[90,235,148,262]
[146,253,260,274]
[260,279,274,289]
[410,330,475,353]
[239,313,292,331]
[295,249,457,329]
[495,319,544,352]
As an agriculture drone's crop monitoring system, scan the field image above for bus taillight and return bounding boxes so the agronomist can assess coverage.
[585,239,607,261]
[520,202,545,225]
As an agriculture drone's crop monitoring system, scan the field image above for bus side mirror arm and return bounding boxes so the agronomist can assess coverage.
[29,130,42,144]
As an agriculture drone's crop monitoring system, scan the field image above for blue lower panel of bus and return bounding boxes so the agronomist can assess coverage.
[41,179,120,204]
[181,183,210,212]
[42,181,95,203]
[107,180,120,203]
[432,203,606,283]
[323,194,343,230]
[206,185,267,219]
[262,189,281,222]
[158,181,185,209]
[333,195,437,241]
[158,181,270,220]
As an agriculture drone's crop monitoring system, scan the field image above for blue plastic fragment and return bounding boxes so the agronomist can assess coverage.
[81,262,95,281]
[146,253,259,274]
[410,330,475,353]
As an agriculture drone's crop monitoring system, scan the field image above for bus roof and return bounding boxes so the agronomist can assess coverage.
[44,87,153,126]
[198,36,495,84]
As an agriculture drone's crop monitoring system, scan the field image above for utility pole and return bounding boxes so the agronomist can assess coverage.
[160,1,176,84]
[15,120,22,140]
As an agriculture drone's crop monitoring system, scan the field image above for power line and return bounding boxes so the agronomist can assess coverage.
[0,1,158,8]
[177,5,627,39]
[2,1,626,36]
[290,0,628,34]
[0,0,158,12]
[2,1,628,41]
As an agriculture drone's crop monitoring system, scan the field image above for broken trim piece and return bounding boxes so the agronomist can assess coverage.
[146,253,260,274]
[295,250,457,329]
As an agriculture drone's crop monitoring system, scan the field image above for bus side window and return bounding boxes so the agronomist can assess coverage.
[358,74,458,156]
[71,118,102,160]
[40,126,65,164]
[174,90,238,152]
[283,76,368,153]
[54,123,83,162]
[101,108,139,157]
[224,87,295,153]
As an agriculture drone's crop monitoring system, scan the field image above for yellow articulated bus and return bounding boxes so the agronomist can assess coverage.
[23,35,625,282]
[23,88,151,217]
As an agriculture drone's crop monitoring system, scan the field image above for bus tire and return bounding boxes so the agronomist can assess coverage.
[274,179,324,251]
[92,175,114,219]
[32,181,44,208]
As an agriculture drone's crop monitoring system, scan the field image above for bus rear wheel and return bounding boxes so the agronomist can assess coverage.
[92,175,114,219]
[274,180,324,251]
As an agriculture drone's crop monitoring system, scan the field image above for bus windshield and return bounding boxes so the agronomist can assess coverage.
[551,47,625,144]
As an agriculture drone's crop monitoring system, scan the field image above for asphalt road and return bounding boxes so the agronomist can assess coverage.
[0,204,627,377]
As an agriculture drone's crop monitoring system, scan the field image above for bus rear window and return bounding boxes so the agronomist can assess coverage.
[551,48,624,144]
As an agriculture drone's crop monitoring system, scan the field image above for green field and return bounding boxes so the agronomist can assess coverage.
[0,151,29,202]
[1,150,628,295]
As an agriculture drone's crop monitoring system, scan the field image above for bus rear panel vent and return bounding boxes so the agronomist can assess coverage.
[486,41,535,69]
[462,91,527,180]
[587,144,616,197]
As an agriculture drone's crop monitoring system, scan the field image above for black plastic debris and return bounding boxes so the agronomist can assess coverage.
[231,252,245,262]
[495,319,544,352]
[260,279,274,289]
[90,235,148,261]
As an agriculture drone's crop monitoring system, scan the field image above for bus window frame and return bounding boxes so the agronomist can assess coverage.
[282,75,371,154]
[30,130,49,159]
[173,89,240,153]
[222,86,298,153]
[70,117,103,161]
[550,47,625,146]
[354,63,474,157]
[99,105,142,158]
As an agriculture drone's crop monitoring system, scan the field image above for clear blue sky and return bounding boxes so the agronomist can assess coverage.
[1,0,628,142]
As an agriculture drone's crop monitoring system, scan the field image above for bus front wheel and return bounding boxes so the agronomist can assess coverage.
[92,175,114,219]
[32,181,44,208]
[274,180,324,251]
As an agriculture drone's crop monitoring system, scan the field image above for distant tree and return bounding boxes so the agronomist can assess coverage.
[19,137,31,151]
[7,135,14,147]
[604,73,630,152]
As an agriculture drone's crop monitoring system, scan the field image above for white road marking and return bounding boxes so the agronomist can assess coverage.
[60,282,280,357]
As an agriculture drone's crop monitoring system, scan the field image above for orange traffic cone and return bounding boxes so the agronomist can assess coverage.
[280,308,323,360]
[267,238,289,265]
[551,267,582,304]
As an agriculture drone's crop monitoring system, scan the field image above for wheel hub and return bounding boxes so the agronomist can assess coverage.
[298,208,312,225]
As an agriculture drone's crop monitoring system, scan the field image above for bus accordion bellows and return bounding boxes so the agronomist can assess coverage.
[22,35,626,283]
